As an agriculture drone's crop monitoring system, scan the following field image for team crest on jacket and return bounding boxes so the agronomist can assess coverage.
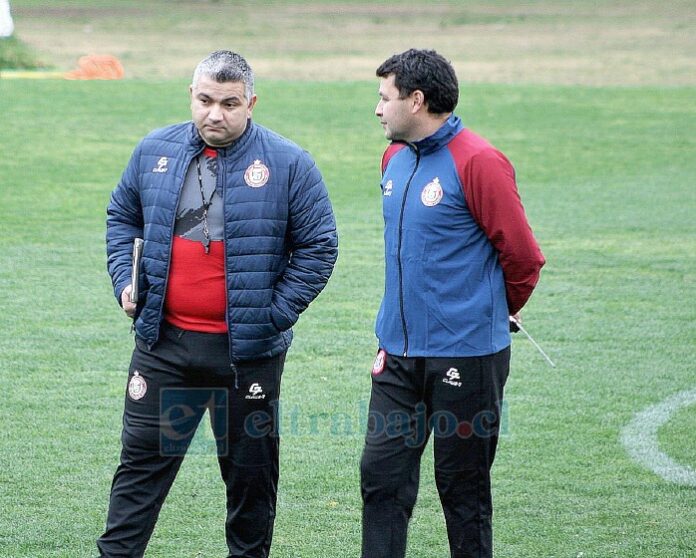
[421,177,443,206]
[244,160,270,188]
[128,371,147,400]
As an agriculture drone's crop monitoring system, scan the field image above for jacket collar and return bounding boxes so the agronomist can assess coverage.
[412,114,463,155]
[187,119,255,157]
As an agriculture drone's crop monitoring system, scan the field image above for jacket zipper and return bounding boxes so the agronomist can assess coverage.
[397,143,420,357]
[219,152,239,388]
[153,151,197,349]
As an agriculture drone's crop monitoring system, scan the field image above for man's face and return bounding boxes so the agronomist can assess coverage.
[190,76,257,147]
[375,74,415,142]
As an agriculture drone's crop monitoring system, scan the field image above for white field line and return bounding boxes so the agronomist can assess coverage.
[620,387,696,487]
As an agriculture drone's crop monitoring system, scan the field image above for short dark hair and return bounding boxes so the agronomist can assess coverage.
[193,50,254,100]
[376,49,459,114]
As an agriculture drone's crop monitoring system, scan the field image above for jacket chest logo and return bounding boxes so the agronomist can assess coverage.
[152,157,169,173]
[244,159,270,188]
[421,177,443,206]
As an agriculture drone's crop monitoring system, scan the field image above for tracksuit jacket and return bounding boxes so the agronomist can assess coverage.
[376,115,544,357]
[106,120,338,361]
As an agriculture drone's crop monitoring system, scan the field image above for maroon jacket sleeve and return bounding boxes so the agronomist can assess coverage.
[381,143,406,175]
[459,148,545,315]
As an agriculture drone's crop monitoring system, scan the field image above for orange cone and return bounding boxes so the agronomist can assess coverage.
[64,54,124,80]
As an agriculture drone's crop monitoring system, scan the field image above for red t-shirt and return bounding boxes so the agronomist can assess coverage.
[164,237,227,332]
[163,148,227,332]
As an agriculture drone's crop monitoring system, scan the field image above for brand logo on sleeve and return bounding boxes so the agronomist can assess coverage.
[152,157,169,173]
[383,180,393,196]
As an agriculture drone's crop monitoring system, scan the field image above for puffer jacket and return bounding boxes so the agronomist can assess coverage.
[106,120,338,361]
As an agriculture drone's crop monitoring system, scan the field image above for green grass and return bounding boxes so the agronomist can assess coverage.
[0,35,47,70]
[9,0,696,85]
[0,78,695,557]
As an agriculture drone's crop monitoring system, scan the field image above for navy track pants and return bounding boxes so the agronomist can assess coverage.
[360,347,510,558]
[97,322,285,558]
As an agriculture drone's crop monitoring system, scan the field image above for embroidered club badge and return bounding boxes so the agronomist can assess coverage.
[244,160,270,188]
[372,349,387,376]
[128,371,147,400]
[421,177,443,206]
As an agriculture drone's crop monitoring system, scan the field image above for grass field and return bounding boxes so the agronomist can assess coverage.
[1,1,695,557]
[6,0,696,85]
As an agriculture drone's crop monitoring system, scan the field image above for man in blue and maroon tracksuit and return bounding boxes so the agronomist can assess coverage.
[360,49,545,558]
[100,51,337,557]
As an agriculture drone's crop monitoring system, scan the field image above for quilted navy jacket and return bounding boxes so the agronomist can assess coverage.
[106,120,338,361]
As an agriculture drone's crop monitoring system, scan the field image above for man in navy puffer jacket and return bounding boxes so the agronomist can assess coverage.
[99,51,337,558]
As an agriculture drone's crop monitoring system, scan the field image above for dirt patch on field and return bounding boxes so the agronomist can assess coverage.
[9,0,696,85]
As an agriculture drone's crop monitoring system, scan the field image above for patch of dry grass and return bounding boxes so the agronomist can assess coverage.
[10,0,696,85]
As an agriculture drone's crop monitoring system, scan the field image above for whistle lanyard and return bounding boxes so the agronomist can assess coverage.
[195,155,215,254]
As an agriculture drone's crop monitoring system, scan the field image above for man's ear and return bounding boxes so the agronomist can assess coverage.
[247,94,258,118]
[410,90,426,114]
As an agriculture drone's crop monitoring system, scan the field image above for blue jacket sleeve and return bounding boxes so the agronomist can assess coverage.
[270,151,338,331]
[106,142,144,304]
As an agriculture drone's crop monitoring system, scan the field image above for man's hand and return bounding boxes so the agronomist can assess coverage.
[509,313,522,332]
[121,284,137,318]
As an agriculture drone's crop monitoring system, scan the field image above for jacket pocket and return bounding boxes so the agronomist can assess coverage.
[270,303,294,333]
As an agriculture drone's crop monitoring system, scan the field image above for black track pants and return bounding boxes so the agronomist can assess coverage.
[360,348,510,558]
[97,322,286,558]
